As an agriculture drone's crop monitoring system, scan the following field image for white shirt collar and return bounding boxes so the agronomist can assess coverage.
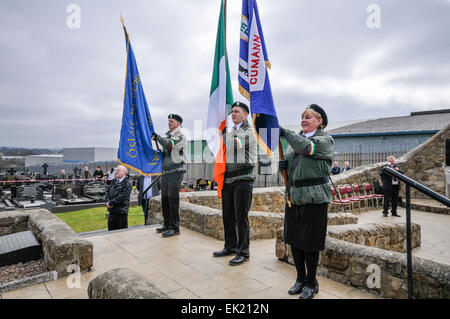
[302,130,316,138]
[118,176,126,183]
[233,121,244,130]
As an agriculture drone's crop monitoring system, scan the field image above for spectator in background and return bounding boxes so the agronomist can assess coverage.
[105,165,132,231]
[59,169,67,185]
[341,161,352,173]
[82,166,92,180]
[331,162,341,175]
[380,156,403,217]
[137,175,161,226]
[93,166,104,180]
[107,167,116,185]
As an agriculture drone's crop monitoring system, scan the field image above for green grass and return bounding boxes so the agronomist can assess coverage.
[55,205,146,233]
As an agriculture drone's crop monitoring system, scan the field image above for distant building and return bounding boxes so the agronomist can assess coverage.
[327,109,450,155]
[1,156,25,160]
[25,154,63,167]
[63,147,118,163]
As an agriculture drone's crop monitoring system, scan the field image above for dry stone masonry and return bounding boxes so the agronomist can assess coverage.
[0,209,93,277]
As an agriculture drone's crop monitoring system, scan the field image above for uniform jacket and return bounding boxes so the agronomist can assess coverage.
[136,175,161,205]
[156,127,187,175]
[223,119,257,184]
[105,176,132,215]
[380,164,403,191]
[284,128,334,205]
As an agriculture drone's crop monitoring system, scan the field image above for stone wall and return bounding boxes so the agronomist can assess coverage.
[276,222,421,259]
[178,187,286,213]
[331,123,450,199]
[0,209,93,277]
[0,212,28,236]
[327,223,421,253]
[276,224,450,298]
[148,190,359,240]
[318,237,450,299]
[149,197,283,240]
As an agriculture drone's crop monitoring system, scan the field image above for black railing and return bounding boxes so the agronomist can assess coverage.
[382,167,450,299]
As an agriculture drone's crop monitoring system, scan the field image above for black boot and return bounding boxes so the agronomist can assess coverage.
[288,280,305,295]
[299,280,319,299]
[156,225,169,233]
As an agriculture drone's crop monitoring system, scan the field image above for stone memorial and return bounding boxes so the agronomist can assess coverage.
[0,230,42,267]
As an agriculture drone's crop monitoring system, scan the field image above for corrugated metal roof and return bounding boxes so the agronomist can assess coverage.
[327,109,450,135]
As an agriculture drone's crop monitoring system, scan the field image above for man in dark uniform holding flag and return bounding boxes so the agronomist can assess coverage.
[152,114,187,237]
[212,102,257,266]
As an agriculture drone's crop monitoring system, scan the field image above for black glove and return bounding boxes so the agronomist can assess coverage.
[279,159,288,171]
[279,126,286,137]
[152,132,158,140]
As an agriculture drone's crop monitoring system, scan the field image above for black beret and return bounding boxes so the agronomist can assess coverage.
[231,101,250,114]
[168,113,183,124]
[307,104,328,128]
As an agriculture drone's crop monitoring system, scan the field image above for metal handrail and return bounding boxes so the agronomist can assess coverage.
[382,167,450,207]
[381,166,450,299]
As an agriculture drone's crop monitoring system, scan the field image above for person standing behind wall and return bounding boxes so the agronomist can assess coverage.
[137,175,161,226]
[380,156,403,217]
[152,114,187,238]
[341,161,352,173]
[105,165,132,231]
[331,162,341,175]
[212,102,257,266]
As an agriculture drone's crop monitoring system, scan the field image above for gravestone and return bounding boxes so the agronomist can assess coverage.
[0,231,42,267]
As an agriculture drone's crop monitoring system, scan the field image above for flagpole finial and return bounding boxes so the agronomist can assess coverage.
[120,14,126,27]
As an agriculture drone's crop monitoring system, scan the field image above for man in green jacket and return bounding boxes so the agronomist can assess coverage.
[213,101,257,266]
[153,113,187,237]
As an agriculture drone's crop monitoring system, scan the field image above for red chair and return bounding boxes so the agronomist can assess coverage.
[363,182,384,208]
[352,184,370,212]
[330,187,353,213]
[344,184,363,214]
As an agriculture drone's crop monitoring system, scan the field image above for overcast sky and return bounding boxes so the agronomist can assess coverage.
[1,0,449,148]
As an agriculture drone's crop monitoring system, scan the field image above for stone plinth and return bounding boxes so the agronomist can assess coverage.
[88,268,170,299]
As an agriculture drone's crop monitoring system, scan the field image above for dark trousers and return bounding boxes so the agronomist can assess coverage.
[142,199,150,225]
[108,213,128,231]
[291,246,320,288]
[160,172,183,231]
[221,180,254,257]
[383,185,399,214]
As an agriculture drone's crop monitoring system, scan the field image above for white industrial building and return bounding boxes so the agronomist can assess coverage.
[63,147,118,163]
[24,154,63,167]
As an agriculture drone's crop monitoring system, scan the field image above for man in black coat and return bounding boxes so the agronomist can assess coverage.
[331,162,341,175]
[105,165,132,231]
[136,175,161,226]
[380,156,403,217]
[93,166,104,180]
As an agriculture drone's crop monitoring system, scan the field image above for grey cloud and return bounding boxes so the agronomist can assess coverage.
[0,0,449,148]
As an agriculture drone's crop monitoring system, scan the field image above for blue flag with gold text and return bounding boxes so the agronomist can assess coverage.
[117,24,162,175]
[238,0,279,156]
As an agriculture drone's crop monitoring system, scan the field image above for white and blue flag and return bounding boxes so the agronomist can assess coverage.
[238,0,279,156]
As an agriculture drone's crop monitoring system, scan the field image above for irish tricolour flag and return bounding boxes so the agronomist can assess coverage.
[206,0,233,199]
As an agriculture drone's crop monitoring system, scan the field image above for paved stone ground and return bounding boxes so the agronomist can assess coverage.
[2,205,447,300]
[357,206,450,265]
[0,226,381,299]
